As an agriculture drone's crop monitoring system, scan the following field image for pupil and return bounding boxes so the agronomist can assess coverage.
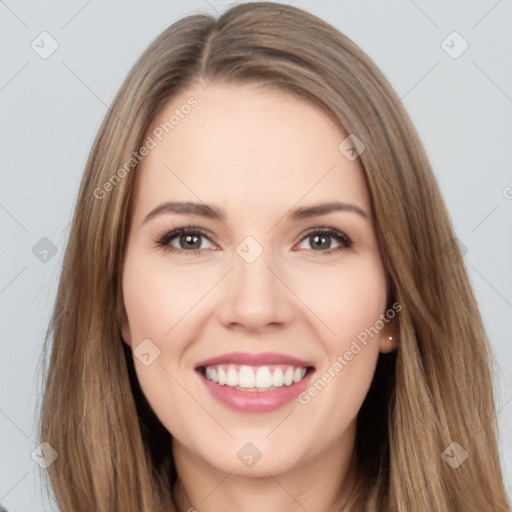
[181,234,200,249]
[312,234,330,250]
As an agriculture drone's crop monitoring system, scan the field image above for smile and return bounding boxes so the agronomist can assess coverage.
[194,352,315,413]
[202,364,308,391]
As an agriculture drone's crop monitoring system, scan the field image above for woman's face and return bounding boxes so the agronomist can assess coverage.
[121,82,395,478]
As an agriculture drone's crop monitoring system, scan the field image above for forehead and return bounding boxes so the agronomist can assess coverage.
[132,83,370,220]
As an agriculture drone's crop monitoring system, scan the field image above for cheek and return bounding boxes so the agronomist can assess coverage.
[122,254,194,344]
[291,254,388,344]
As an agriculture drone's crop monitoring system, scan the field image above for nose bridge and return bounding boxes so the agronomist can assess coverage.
[217,235,293,329]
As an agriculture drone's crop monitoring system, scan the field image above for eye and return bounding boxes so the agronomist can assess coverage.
[296,227,353,255]
[155,226,216,255]
[154,225,353,256]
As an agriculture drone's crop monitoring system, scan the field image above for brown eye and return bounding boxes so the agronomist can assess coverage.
[156,227,215,254]
[297,228,352,254]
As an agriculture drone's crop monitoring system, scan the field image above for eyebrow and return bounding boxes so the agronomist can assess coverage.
[142,200,368,224]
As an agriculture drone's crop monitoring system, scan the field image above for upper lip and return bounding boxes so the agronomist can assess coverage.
[195,351,315,369]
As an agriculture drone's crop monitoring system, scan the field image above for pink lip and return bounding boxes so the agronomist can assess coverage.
[195,352,315,413]
[195,351,314,369]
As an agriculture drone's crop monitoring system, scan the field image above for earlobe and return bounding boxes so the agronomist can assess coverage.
[121,327,132,347]
[120,310,132,347]
[378,319,399,353]
[379,334,399,353]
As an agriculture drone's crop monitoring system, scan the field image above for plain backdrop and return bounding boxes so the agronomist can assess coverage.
[1,1,511,509]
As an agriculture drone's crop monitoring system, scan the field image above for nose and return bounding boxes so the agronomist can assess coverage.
[216,244,295,331]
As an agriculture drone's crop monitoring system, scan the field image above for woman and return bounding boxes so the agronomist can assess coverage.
[39,2,510,511]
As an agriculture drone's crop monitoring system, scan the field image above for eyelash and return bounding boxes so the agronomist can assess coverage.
[154,224,353,256]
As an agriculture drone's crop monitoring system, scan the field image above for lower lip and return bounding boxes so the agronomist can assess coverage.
[198,369,314,413]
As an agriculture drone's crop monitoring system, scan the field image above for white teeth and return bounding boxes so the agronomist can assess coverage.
[226,367,238,387]
[238,365,255,388]
[203,364,309,391]
[272,367,284,387]
[255,366,272,388]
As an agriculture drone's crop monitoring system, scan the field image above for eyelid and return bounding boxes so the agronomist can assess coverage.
[155,225,218,254]
[294,225,353,253]
[155,224,353,255]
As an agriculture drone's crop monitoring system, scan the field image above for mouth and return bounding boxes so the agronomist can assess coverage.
[197,364,314,392]
[194,352,315,413]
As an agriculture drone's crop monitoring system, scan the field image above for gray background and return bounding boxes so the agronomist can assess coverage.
[1,0,511,509]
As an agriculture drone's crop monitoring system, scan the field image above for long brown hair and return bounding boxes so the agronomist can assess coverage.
[39,2,510,510]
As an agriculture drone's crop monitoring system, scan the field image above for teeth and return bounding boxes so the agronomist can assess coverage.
[238,366,255,388]
[226,367,238,386]
[284,367,294,386]
[202,364,309,391]
[272,367,284,387]
[255,366,272,388]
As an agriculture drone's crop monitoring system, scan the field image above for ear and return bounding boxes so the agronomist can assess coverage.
[378,318,399,354]
[120,307,132,347]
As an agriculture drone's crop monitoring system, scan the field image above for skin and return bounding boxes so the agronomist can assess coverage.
[121,81,397,512]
